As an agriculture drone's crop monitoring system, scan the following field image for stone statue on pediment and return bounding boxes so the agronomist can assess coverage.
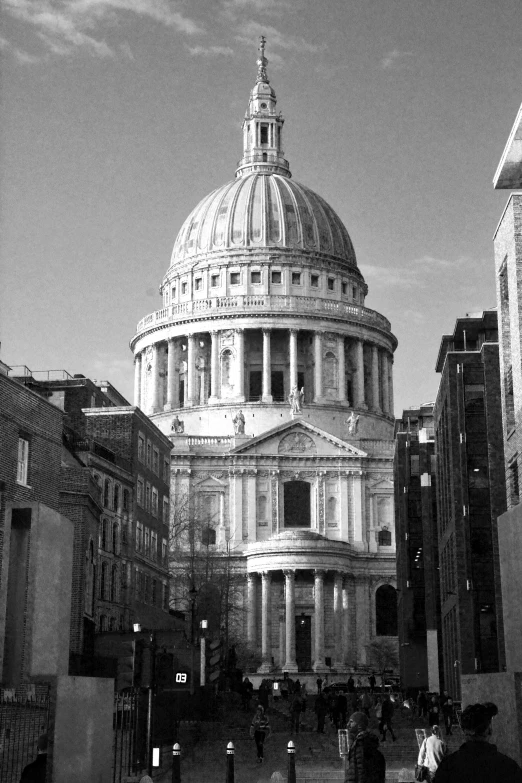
[288,386,304,414]
[171,415,184,434]
[345,411,360,436]
[233,409,245,434]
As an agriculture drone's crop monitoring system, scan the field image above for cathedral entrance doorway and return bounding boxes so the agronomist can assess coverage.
[283,481,311,527]
[295,614,312,671]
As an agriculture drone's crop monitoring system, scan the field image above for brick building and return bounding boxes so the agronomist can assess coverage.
[433,310,506,697]
[493,102,522,672]
[394,403,442,693]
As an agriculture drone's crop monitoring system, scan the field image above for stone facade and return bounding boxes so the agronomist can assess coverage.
[131,42,398,673]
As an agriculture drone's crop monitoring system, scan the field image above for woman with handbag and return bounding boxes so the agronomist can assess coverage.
[416,725,446,782]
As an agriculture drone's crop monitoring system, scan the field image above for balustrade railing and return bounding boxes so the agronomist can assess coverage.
[136,295,391,334]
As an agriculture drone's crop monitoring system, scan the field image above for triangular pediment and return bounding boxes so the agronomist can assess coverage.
[193,475,228,489]
[230,419,367,457]
[369,477,394,490]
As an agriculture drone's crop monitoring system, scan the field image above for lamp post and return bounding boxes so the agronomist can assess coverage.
[200,619,208,686]
[188,583,198,695]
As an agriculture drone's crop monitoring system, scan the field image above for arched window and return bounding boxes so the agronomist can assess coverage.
[221,349,233,393]
[101,519,108,550]
[123,489,130,512]
[378,527,392,546]
[376,584,398,636]
[99,614,107,632]
[113,483,120,511]
[109,616,115,631]
[100,562,108,600]
[113,523,119,554]
[323,351,338,394]
[103,479,111,508]
[111,565,118,602]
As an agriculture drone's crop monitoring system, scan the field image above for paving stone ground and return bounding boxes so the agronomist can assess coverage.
[154,697,463,783]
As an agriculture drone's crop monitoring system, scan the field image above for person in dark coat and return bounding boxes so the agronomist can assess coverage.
[379,695,396,742]
[289,692,304,734]
[441,695,454,736]
[20,734,47,783]
[417,690,428,720]
[433,702,522,783]
[345,712,385,783]
[428,695,440,726]
[368,673,376,693]
[258,680,270,711]
[347,675,355,693]
[317,676,323,693]
[242,676,254,710]
[250,705,271,764]
[315,692,328,733]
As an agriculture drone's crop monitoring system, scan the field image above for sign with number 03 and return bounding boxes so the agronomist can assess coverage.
[175,672,188,683]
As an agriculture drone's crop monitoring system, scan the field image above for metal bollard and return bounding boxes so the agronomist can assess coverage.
[226,741,235,783]
[172,743,181,783]
[287,740,296,783]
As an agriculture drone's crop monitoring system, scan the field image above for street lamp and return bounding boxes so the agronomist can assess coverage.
[188,584,198,645]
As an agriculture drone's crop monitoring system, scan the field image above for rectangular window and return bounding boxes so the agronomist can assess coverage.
[146,441,152,468]
[311,274,319,288]
[136,522,144,553]
[17,437,29,485]
[342,282,347,295]
[152,487,159,517]
[251,270,261,284]
[230,272,240,285]
[328,278,335,291]
[151,531,157,561]
[260,124,268,144]
[181,281,187,295]
[211,274,220,287]
[353,286,357,299]
[144,527,150,558]
[138,433,145,462]
[163,458,170,483]
[162,538,168,565]
[271,270,282,284]
[145,483,151,512]
[137,476,144,507]
[194,277,202,291]
[292,272,301,285]
[152,579,157,606]
[152,447,159,475]
[171,285,177,300]
[163,496,169,523]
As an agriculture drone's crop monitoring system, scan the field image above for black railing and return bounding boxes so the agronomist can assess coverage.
[0,685,51,783]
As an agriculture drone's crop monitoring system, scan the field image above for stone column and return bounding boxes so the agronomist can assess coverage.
[151,344,160,413]
[284,570,298,672]
[262,329,273,402]
[313,570,327,672]
[209,331,220,401]
[338,336,347,402]
[313,332,324,402]
[279,614,286,668]
[258,571,272,673]
[371,345,380,412]
[289,329,298,392]
[342,577,351,667]
[186,334,196,406]
[165,338,176,409]
[133,352,141,408]
[235,329,245,401]
[381,350,390,416]
[247,574,257,648]
[388,355,394,417]
[354,340,366,409]
[333,572,343,669]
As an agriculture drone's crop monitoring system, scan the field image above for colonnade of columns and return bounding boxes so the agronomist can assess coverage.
[247,569,353,674]
[133,328,393,415]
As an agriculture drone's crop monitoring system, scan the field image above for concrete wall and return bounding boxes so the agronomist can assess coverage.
[461,672,522,765]
[51,676,114,783]
[497,504,522,672]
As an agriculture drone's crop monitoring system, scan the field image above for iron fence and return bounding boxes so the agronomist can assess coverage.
[0,686,51,783]
[112,690,145,783]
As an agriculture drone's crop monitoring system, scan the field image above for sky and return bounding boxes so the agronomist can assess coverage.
[1,0,520,415]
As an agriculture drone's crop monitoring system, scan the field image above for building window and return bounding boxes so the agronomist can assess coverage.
[410,455,420,476]
[211,274,220,287]
[171,285,177,300]
[145,483,151,512]
[113,484,120,511]
[260,124,268,144]
[342,282,347,295]
[152,447,159,476]
[100,562,108,600]
[310,274,319,288]
[376,584,398,635]
[103,479,111,508]
[271,270,282,284]
[144,527,151,558]
[136,522,143,553]
[146,441,152,468]
[328,278,335,291]
[152,487,158,517]
[152,579,157,606]
[378,528,392,546]
[163,582,169,611]
[137,476,144,507]
[292,272,301,285]
[230,272,240,285]
[151,531,157,561]
[111,565,118,602]
[138,433,145,462]
[17,437,29,485]
[101,519,109,550]
[353,286,357,299]
[123,489,130,512]
[162,538,168,565]
[251,271,261,284]
[181,281,187,295]
[202,525,216,546]
[163,496,169,523]
[99,614,107,632]
[113,523,119,554]
[194,277,202,291]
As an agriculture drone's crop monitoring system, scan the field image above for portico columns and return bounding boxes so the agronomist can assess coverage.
[289,329,298,392]
[186,335,196,406]
[333,572,343,669]
[313,570,327,672]
[209,331,220,401]
[258,571,272,673]
[284,570,298,673]
[381,350,390,416]
[247,574,257,647]
[338,336,347,402]
[354,340,366,409]
[151,344,160,413]
[134,352,141,408]
[262,329,272,402]
[371,345,380,412]
[166,338,176,409]
[388,356,394,417]
[342,577,351,666]
[313,332,324,402]
[236,329,245,401]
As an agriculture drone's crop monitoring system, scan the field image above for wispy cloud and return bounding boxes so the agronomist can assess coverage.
[235,21,319,54]
[365,255,473,288]
[223,0,286,14]
[187,44,234,57]
[3,0,204,58]
[381,49,414,69]
[0,31,41,63]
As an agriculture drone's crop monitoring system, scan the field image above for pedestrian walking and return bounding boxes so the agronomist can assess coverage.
[241,676,253,710]
[315,692,328,733]
[428,696,440,726]
[346,711,386,783]
[250,705,271,764]
[317,676,323,693]
[417,691,428,720]
[258,679,270,711]
[20,734,48,783]
[441,696,454,736]
[433,702,522,783]
[347,675,355,693]
[417,726,447,782]
[361,690,373,719]
[290,691,304,734]
[368,673,376,693]
[379,695,396,742]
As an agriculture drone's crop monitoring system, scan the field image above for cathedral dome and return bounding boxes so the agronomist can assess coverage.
[169,173,357,270]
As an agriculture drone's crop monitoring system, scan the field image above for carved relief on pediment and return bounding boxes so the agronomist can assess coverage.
[278,432,316,454]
